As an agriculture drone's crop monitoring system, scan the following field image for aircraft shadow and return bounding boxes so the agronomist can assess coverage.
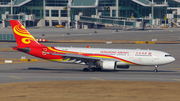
[25,67,177,73]
[115,69,176,73]
[26,67,83,72]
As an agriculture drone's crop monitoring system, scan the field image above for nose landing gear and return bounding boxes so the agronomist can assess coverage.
[154,65,158,72]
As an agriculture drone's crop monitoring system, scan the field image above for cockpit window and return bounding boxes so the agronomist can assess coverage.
[165,55,171,57]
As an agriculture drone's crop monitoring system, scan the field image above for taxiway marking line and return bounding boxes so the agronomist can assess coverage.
[174,79,180,82]
[169,68,180,70]
[91,77,105,81]
[9,76,23,79]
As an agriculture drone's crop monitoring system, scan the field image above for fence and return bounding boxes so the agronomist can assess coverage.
[0,34,15,40]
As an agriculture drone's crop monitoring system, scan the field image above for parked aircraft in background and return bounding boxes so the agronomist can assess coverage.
[10,20,175,72]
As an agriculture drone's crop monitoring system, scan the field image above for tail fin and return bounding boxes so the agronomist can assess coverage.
[10,20,45,47]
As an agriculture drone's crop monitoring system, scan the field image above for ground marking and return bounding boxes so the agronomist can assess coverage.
[9,76,23,79]
[169,68,180,70]
[91,77,105,81]
[174,79,180,82]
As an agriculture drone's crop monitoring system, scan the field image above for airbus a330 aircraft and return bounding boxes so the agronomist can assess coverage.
[10,20,175,72]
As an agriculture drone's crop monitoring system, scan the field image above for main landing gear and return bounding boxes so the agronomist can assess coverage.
[83,62,102,72]
[154,65,158,73]
[83,67,102,72]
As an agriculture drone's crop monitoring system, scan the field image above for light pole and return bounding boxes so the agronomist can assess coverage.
[68,7,70,29]
[11,0,13,15]
[165,13,167,27]
[151,0,154,28]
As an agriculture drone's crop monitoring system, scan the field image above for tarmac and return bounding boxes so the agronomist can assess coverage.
[1,27,180,100]
[0,44,180,84]
[0,27,180,84]
[1,27,180,42]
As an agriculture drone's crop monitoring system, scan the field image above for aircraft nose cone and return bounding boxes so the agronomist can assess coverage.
[171,57,175,62]
[168,57,175,63]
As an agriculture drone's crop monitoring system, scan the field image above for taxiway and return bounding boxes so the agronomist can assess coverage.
[0,44,180,84]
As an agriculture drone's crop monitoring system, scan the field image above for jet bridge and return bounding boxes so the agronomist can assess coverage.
[75,14,147,30]
[131,0,168,7]
[100,16,150,25]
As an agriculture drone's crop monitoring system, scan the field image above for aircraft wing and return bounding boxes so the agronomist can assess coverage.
[49,52,118,62]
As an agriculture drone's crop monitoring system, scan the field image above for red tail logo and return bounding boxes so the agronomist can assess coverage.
[10,20,45,47]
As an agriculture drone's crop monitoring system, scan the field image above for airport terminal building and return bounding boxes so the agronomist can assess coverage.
[1,0,180,28]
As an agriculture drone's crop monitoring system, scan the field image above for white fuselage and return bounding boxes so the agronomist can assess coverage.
[54,47,175,66]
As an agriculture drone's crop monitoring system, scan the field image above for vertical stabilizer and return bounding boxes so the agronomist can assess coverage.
[10,20,45,47]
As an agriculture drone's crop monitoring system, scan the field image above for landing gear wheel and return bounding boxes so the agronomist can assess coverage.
[96,68,102,71]
[83,68,89,72]
[154,69,158,73]
[89,68,95,72]
[154,65,158,73]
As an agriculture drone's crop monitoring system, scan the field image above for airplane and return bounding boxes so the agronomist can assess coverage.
[10,20,175,72]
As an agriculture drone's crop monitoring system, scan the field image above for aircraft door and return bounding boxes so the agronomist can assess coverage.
[129,52,134,59]
[154,52,159,59]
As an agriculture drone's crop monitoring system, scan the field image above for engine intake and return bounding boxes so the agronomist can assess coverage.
[100,61,116,70]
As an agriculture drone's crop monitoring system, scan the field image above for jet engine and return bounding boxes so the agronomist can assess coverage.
[99,61,116,70]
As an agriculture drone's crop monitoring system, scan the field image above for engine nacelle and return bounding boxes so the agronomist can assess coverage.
[117,65,129,69]
[100,61,116,70]
[116,62,129,69]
